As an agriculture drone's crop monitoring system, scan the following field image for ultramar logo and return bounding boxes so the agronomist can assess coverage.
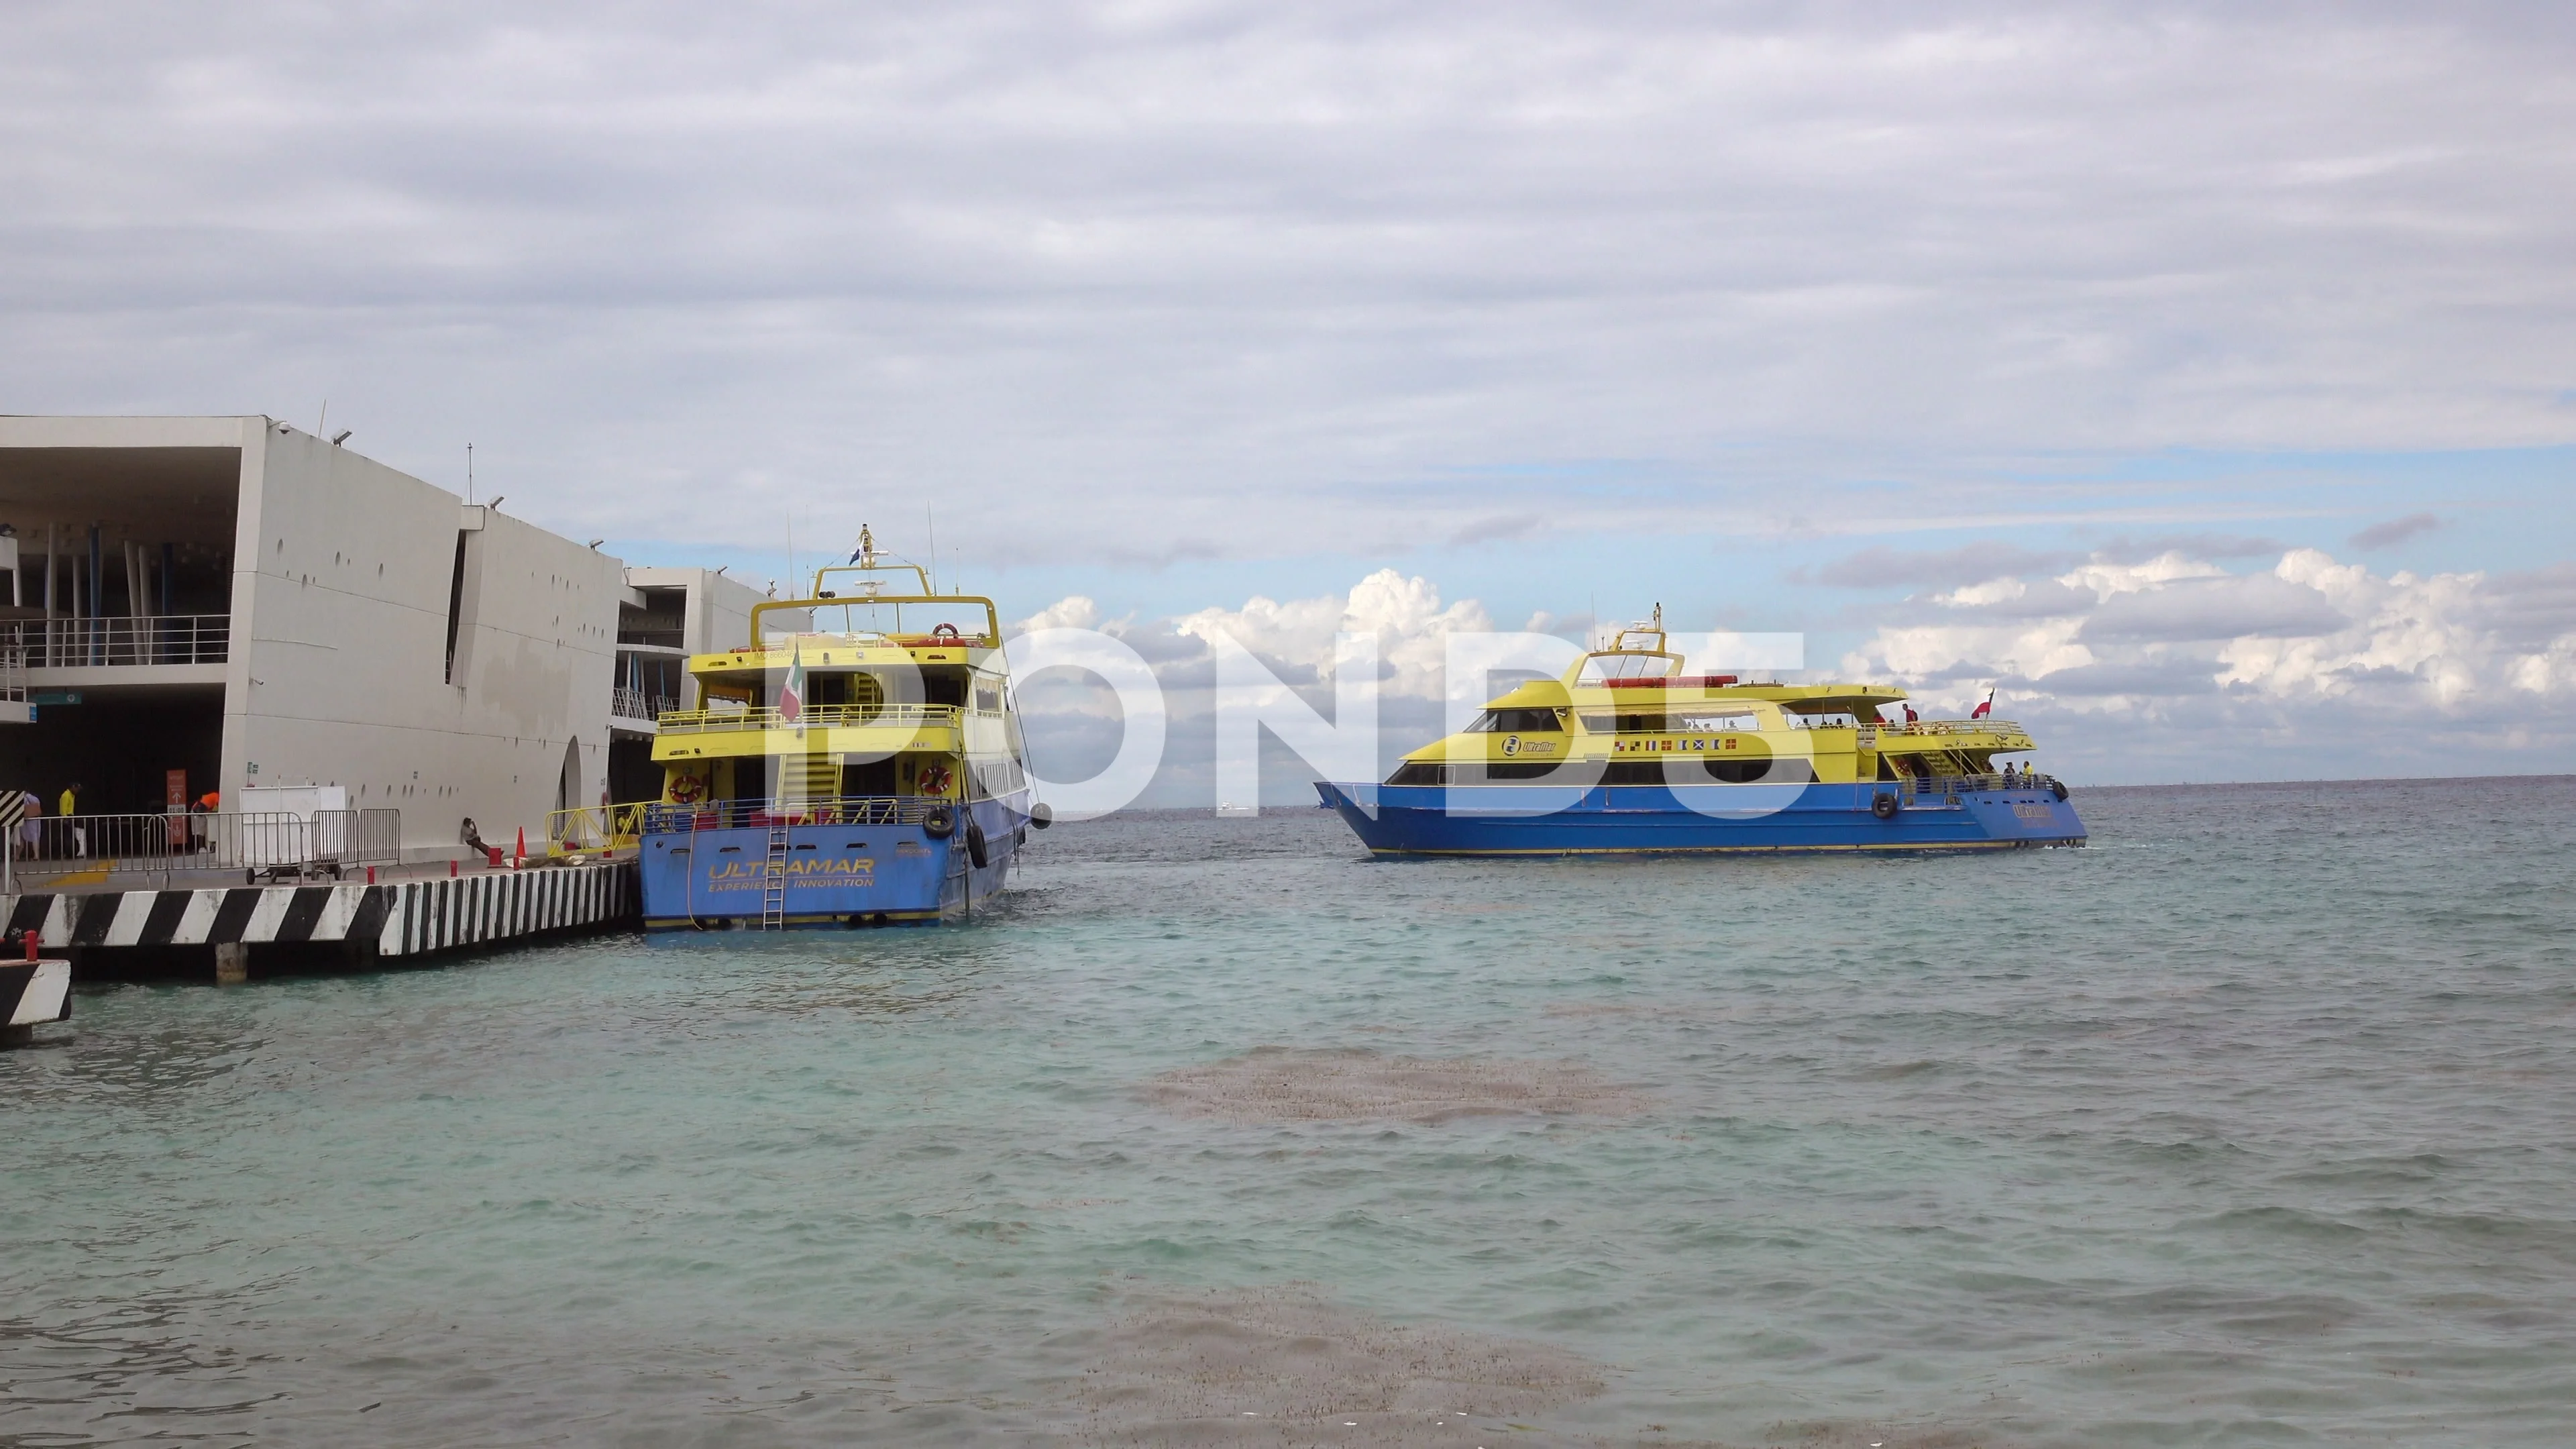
[707,857,875,892]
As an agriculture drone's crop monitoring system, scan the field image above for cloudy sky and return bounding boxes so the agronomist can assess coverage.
[7,1,2573,794]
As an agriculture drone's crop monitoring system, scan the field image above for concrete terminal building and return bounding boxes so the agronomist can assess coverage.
[0,416,762,859]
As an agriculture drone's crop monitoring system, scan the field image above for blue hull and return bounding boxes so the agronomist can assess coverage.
[1315,780,2085,855]
[639,798,1026,928]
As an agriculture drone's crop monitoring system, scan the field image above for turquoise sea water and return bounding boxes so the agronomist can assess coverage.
[5,777,2574,1446]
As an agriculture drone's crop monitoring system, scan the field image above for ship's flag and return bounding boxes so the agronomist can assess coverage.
[1970,690,1994,720]
[780,643,806,727]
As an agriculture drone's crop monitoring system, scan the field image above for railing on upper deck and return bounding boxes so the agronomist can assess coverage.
[6,615,231,668]
[655,702,962,734]
[1882,718,2023,737]
[1898,771,2062,800]
[637,797,945,833]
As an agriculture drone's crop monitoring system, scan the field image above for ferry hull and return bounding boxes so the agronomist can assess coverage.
[1314,781,2085,856]
[638,799,1024,928]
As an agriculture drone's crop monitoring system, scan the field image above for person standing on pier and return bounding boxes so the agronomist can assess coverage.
[56,783,82,857]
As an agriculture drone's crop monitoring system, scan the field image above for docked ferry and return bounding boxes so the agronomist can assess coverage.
[634,533,1042,928]
[1317,610,2084,856]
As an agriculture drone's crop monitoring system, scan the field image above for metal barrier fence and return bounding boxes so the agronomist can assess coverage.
[7,808,401,878]
[610,687,679,722]
[5,614,231,667]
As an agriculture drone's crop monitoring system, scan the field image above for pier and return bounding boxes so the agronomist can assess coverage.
[3,857,637,981]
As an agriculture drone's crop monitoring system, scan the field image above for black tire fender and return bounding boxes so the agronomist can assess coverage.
[922,805,957,839]
[2051,780,2070,802]
[1871,792,1900,820]
[965,817,989,869]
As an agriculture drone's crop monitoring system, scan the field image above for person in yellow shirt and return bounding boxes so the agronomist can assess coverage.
[56,783,81,857]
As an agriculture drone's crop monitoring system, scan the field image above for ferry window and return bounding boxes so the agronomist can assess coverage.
[1466,708,1563,733]
[1576,712,1615,733]
[974,687,1002,713]
[1481,762,1564,780]
[1385,762,1448,786]
[1610,758,1815,786]
[1674,712,1759,732]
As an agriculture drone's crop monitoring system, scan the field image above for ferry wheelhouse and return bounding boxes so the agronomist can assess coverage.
[631,537,1040,928]
[1317,610,2084,856]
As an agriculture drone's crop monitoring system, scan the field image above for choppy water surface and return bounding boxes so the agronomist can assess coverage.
[6,777,2575,1446]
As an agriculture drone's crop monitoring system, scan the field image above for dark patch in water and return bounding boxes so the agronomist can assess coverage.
[1141,1047,1650,1125]
[1065,1284,1603,1444]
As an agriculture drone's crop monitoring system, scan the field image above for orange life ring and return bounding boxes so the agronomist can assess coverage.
[667,771,706,804]
[932,622,961,641]
[917,763,953,796]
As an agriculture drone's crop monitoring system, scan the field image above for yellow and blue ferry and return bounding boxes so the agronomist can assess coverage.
[635,533,1042,928]
[1317,610,2084,856]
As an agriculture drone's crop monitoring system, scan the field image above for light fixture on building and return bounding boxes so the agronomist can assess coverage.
[331,429,354,445]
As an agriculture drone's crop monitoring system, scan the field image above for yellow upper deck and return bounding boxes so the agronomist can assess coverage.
[1397,610,2036,784]
[649,543,1018,765]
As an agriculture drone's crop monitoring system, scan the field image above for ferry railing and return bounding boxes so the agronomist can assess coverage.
[6,614,231,668]
[1898,772,2061,800]
[1884,718,2022,737]
[654,702,961,734]
[637,797,941,833]
[5,808,401,879]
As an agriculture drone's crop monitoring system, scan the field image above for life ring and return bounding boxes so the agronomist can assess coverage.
[965,817,989,868]
[931,623,961,641]
[666,771,705,804]
[921,804,957,839]
[917,763,953,796]
[1871,793,1900,820]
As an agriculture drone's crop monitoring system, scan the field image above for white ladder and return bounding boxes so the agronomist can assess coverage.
[758,816,790,928]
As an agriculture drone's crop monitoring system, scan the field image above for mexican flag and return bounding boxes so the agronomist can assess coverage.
[780,643,806,727]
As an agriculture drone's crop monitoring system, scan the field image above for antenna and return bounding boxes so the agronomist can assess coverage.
[467,443,475,504]
[786,508,795,600]
[926,502,938,594]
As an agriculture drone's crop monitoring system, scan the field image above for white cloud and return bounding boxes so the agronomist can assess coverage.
[1012,594,1104,633]
[1008,570,1489,803]
[1170,568,1491,699]
[1843,545,2576,777]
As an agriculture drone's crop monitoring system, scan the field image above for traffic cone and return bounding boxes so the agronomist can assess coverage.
[514,827,526,869]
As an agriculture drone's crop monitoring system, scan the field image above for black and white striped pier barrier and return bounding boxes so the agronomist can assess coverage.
[3,958,71,1038]
[2,860,637,963]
